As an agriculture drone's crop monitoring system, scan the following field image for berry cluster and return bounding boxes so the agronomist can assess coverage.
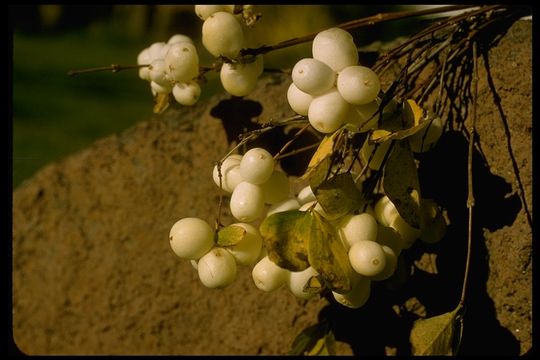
[288,27,381,134]
[136,5,264,109]
[137,34,201,106]
[167,22,447,309]
[197,4,264,97]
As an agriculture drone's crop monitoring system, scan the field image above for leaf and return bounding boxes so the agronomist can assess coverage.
[410,305,464,355]
[216,225,246,247]
[383,140,422,229]
[302,129,343,182]
[259,210,310,271]
[307,211,354,293]
[311,172,365,219]
[153,93,170,114]
[289,321,335,356]
[369,100,431,144]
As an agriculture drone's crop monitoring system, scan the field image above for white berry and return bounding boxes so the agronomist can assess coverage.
[172,81,201,106]
[287,83,313,116]
[169,217,215,260]
[195,4,235,20]
[292,58,336,96]
[212,154,243,193]
[337,212,378,251]
[168,33,194,45]
[220,59,261,97]
[252,256,289,292]
[308,88,350,133]
[165,41,199,83]
[198,247,237,288]
[297,185,316,205]
[239,147,274,184]
[287,266,321,300]
[230,181,265,222]
[348,240,387,277]
[202,11,244,59]
[312,27,359,72]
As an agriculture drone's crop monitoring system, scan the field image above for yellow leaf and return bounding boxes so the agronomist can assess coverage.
[153,93,170,114]
[410,305,463,355]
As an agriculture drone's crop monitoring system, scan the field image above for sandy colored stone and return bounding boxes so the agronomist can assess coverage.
[12,20,531,355]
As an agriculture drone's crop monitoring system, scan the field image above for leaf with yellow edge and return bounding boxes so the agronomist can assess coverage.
[410,305,464,355]
[259,210,310,271]
[307,211,355,293]
[302,129,344,181]
[383,140,422,229]
[216,224,246,247]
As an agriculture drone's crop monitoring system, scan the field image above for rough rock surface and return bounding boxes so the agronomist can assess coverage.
[12,20,531,355]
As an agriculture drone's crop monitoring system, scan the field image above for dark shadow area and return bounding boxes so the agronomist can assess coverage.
[320,130,521,355]
[210,97,319,177]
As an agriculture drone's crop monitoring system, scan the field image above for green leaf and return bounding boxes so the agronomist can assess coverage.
[289,321,335,356]
[302,129,344,183]
[410,305,464,355]
[259,210,311,271]
[383,140,422,229]
[307,211,354,293]
[311,172,365,219]
[216,225,246,247]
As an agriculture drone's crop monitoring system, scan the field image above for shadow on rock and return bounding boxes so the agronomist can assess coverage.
[321,130,521,355]
[210,97,319,177]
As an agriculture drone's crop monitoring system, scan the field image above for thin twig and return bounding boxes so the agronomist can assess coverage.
[274,142,320,160]
[460,41,477,307]
[241,5,479,57]
[67,64,148,77]
[273,123,311,160]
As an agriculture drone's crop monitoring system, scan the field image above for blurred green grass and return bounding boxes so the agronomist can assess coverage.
[12,28,155,188]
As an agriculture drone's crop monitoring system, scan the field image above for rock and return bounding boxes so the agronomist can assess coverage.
[12,19,531,355]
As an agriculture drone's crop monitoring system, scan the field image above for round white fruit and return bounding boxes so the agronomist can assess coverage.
[169,217,215,260]
[337,212,378,251]
[312,27,359,72]
[368,245,398,281]
[148,41,167,62]
[149,59,169,87]
[348,240,387,277]
[198,247,237,288]
[150,80,172,95]
[230,181,265,222]
[308,88,350,133]
[287,83,313,116]
[172,81,201,106]
[252,256,289,292]
[212,154,243,193]
[165,41,199,83]
[239,147,274,185]
[374,196,399,227]
[168,33,193,45]
[337,65,380,105]
[225,223,263,266]
[287,266,321,300]
[220,60,261,97]
[202,11,244,59]
[291,58,336,96]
